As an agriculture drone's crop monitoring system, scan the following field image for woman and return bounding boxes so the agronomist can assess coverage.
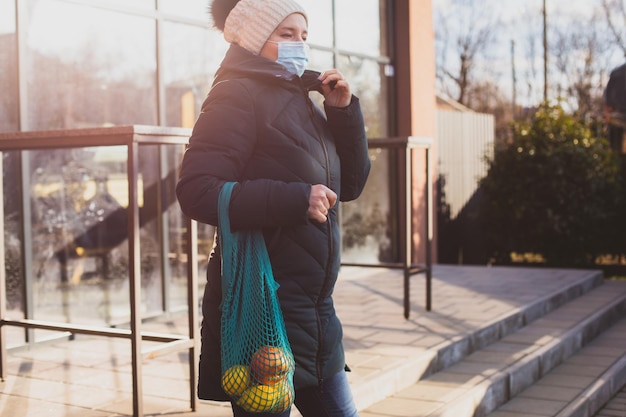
[176,0,370,415]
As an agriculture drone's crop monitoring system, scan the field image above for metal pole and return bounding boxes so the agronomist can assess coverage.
[425,147,432,312]
[0,153,6,381]
[511,40,517,119]
[128,141,144,417]
[403,146,412,319]
[186,216,199,411]
[543,0,548,102]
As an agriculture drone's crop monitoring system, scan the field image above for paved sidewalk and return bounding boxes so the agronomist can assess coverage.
[0,265,614,416]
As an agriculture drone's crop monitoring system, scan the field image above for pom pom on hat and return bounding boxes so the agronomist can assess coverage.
[211,0,307,55]
[210,0,241,31]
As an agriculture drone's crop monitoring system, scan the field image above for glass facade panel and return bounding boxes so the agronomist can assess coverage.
[162,21,227,127]
[0,0,18,132]
[298,0,333,48]
[159,0,210,20]
[337,55,388,138]
[6,143,184,325]
[3,151,24,347]
[341,147,395,263]
[24,0,157,130]
[88,0,154,11]
[28,146,130,325]
[1,0,393,351]
[335,0,381,56]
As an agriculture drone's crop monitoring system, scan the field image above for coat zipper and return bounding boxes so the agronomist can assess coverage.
[305,94,334,384]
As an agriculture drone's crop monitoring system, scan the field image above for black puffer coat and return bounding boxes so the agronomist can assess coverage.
[176,44,370,400]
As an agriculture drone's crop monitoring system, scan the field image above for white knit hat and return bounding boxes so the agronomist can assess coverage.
[224,0,308,55]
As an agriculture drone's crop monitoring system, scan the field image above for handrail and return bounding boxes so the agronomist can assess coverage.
[342,136,433,318]
[0,127,433,417]
[0,125,196,417]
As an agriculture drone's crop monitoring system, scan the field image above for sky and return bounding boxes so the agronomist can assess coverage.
[433,0,625,107]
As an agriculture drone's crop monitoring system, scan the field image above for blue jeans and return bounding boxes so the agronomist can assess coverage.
[231,370,359,417]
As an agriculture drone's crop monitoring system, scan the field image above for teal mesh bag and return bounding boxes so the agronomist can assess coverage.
[217,182,295,413]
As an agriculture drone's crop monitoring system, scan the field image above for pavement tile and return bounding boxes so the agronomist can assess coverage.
[517,384,583,402]
[499,397,567,416]
[551,363,607,378]
[365,396,442,417]
[536,373,596,390]
[488,411,546,417]
[2,266,623,417]
[0,394,113,417]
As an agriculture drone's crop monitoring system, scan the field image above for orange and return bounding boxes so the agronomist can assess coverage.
[250,345,290,384]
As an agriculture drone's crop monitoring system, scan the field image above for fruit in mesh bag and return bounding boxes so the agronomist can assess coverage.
[250,345,291,385]
[236,384,281,412]
[272,379,295,412]
[221,365,251,397]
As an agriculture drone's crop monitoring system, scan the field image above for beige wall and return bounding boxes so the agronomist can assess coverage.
[408,0,438,264]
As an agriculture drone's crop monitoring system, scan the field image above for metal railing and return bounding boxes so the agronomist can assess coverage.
[342,136,433,318]
[0,125,198,417]
[0,128,433,417]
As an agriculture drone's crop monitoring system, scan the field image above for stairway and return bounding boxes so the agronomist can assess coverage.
[355,275,626,417]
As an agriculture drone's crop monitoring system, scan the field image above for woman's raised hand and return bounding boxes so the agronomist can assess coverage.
[317,69,351,108]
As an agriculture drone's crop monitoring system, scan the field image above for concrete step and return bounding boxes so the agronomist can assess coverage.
[349,269,604,412]
[593,382,626,417]
[487,316,626,417]
[357,279,626,417]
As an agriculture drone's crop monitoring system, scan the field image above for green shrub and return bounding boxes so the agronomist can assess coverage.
[479,103,625,267]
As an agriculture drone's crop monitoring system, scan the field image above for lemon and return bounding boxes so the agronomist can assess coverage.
[221,365,251,398]
[236,384,280,413]
[272,380,295,412]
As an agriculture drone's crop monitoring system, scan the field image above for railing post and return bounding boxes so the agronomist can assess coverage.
[403,144,413,319]
[0,153,5,381]
[186,216,199,411]
[127,140,144,417]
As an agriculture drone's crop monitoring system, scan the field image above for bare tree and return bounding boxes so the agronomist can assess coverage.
[552,13,612,118]
[435,0,498,106]
[602,0,626,57]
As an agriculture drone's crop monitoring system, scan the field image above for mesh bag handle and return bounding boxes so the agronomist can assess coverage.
[218,182,295,413]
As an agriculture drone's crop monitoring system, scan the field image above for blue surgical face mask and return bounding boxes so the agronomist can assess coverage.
[272,41,309,77]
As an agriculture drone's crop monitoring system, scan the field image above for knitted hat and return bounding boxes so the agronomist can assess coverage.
[212,0,307,55]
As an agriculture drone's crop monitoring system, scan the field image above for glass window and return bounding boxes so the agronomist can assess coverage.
[159,0,210,21]
[3,151,24,348]
[85,0,155,11]
[298,0,333,48]
[24,0,157,130]
[341,147,395,264]
[335,0,381,56]
[10,143,187,325]
[0,0,18,132]
[26,146,134,325]
[162,21,228,127]
[337,55,388,138]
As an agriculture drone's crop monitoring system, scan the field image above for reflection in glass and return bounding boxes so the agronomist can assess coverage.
[337,55,388,138]
[160,0,210,20]
[308,49,334,73]
[90,0,154,11]
[26,147,127,325]
[162,21,228,127]
[0,0,18,132]
[3,151,24,348]
[341,148,395,264]
[335,0,381,55]
[298,0,333,48]
[1,144,190,328]
[25,0,157,129]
